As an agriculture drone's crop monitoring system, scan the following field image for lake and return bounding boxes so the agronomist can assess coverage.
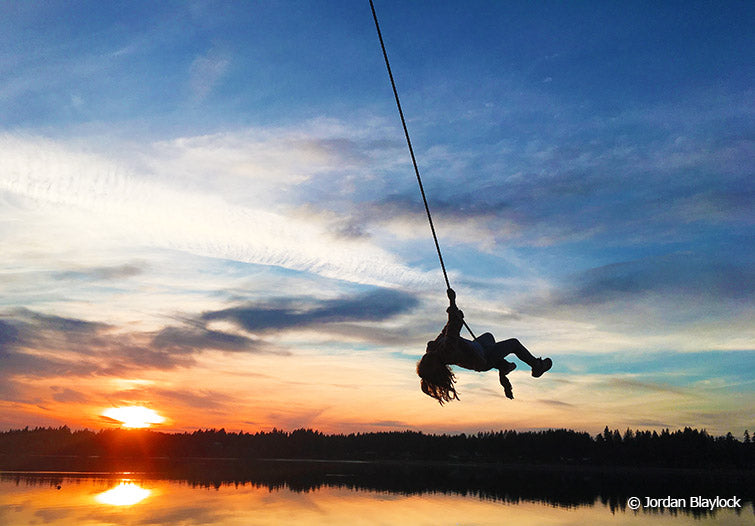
[1,461,753,525]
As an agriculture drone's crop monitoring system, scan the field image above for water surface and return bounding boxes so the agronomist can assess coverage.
[1,465,752,526]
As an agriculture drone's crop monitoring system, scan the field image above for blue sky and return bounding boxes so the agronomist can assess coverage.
[0,1,752,435]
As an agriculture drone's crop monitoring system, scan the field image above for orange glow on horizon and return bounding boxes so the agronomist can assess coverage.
[101,406,166,428]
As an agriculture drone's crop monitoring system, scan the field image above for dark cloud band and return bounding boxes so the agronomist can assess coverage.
[201,288,419,332]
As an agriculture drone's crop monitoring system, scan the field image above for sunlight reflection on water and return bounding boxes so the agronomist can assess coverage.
[94,481,152,506]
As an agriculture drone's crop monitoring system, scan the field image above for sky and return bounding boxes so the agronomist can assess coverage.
[0,0,752,436]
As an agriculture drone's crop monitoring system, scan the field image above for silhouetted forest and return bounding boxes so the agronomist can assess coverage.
[0,425,752,470]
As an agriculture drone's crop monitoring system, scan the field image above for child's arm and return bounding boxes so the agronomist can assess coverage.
[444,288,464,338]
[500,374,514,399]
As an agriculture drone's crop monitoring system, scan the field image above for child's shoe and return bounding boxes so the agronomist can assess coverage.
[531,357,552,378]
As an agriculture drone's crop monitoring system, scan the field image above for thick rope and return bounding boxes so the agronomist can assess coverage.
[369,0,476,340]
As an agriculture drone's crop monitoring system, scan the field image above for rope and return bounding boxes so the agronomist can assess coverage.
[369,0,476,340]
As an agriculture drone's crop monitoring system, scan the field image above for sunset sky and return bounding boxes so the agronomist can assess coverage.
[1,1,752,436]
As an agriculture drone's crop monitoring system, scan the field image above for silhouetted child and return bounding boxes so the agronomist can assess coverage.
[417,289,552,404]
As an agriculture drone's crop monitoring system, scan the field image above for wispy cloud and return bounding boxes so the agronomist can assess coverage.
[340,91,754,252]
[597,378,694,397]
[0,133,432,287]
[110,387,239,413]
[54,264,144,281]
[189,48,230,102]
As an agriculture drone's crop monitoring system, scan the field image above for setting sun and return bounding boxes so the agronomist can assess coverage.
[102,406,166,428]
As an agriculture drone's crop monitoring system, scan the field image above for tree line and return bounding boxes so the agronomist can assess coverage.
[0,425,752,469]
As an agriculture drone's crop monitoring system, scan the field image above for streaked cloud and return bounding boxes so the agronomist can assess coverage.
[0,133,432,287]
[50,386,89,404]
[202,288,419,333]
[54,264,144,281]
[555,253,752,305]
[151,326,278,355]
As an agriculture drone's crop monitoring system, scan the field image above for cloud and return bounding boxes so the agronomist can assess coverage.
[50,386,89,403]
[110,387,238,412]
[537,399,575,408]
[599,378,693,397]
[0,319,20,349]
[0,133,432,287]
[102,344,196,372]
[0,340,102,379]
[189,48,230,102]
[357,148,748,250]
[555,253,753,306]
[201,288,419,333]
[342,193,506,249]
[54,264,143,281]
[144,118,407,211]
[99,415,124,425]
[152,326,283,354]
[0,378,34,404]
[152,388,238,411]
[323,90,753,253]
[0,308,282,383]
[316,323,416,346]
[1,311,106,372]
[520,251,754,334]
[362,419,414,428]
[0,289,413,396]
[19,309,110,334]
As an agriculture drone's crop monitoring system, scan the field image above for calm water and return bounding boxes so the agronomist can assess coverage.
[1,465,753,526]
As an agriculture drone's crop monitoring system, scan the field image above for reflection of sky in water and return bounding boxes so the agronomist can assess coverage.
[95,481,151,506]
[1,475,752,526]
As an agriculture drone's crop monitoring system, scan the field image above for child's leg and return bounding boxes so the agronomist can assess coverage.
[475,333,495,348]
[479,334,516,373]
[493,338,552,378]
[491,338,538,368]
[478,336,518,399]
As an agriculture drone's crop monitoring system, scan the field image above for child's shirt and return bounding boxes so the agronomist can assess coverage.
[430,305,492,372]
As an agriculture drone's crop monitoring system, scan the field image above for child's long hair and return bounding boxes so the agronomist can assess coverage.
[416,342,459,405]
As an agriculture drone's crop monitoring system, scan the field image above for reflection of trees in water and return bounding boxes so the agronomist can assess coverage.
[4,461,752,519]
[195,460,754,519]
